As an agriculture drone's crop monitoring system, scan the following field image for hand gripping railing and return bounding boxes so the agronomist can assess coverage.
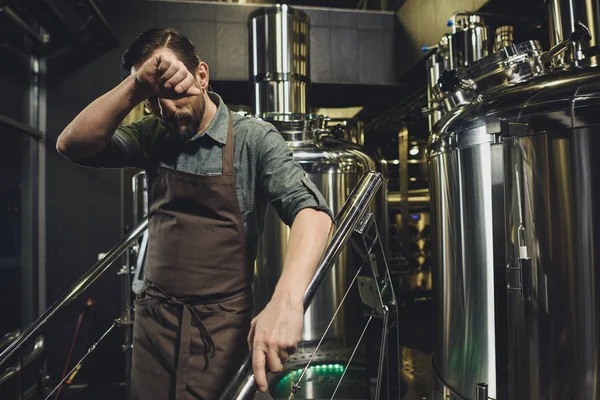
[219,170,400,400]
[0,218,149,369]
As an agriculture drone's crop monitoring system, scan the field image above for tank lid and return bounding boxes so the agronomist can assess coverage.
[257,113,324,142]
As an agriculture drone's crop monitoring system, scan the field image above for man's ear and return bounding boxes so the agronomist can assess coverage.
[196,62,210,90]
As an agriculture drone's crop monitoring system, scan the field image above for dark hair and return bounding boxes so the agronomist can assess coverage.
[121,28,201,73]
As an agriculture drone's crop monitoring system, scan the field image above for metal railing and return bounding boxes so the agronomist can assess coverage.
[0,219,148,369]
[220,170,400,399]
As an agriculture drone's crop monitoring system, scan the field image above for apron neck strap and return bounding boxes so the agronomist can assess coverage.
[222,110,234,175]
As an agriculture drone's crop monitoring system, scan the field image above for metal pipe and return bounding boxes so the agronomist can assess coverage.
[540,21,592,65]
[0,113,43,140]
[387,189,431,211]
[476,382,489,400]
[547,0,599,63]
[219,170,385,400]
[1,6,46,48]
[0,219,149,368]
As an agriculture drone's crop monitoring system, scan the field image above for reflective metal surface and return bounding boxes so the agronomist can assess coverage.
[494,26,514,52]
[448,15,494,70]
[426,51,446,131]
[428,125,506,400]
[258,112,324,141]
[255,142,376,344]
[433,40,545,113]
[325,118,365,146]
[431,41,600,398]
[249,5,310,115]
[547,0,600,64]
[497,67,600,400]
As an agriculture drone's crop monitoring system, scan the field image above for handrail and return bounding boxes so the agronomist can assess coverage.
[0,218,149,368]
[219,170,384,400]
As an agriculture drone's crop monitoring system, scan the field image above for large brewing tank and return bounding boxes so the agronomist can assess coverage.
[501,65,600,400]
[249,5,381,346]
[428,40,547,400]
[501,1,600,398]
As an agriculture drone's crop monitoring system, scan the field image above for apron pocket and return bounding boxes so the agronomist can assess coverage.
[132,298,162,375]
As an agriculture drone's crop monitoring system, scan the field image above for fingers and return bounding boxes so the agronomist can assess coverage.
[252,348,268,392]
[150,53,201,96]
[266,347,283,374]
[278,348,289,363]
[157,60,180,87]
[176,74,201,95]
[247,319,257,350]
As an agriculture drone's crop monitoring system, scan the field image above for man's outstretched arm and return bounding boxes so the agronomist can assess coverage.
[249,207,333,392]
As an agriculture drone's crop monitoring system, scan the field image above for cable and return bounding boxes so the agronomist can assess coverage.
[54,298,94,400]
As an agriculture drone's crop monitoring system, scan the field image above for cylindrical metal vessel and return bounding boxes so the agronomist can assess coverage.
[428,40,547,400]
[254,132,376,343]
[426,51,446,131]
[547,0,600,63]
[249,5,310,115]
[448,15,494,69]
[429,118,507,400]
[499,66,600,400]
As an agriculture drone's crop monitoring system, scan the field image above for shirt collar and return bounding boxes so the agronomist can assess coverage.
[190,91,229,145]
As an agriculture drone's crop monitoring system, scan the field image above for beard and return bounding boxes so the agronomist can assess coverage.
[161,94,206,142]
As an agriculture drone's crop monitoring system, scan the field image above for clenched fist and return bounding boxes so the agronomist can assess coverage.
[134,49,202,100]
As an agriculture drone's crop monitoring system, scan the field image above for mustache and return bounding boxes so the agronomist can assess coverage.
[160,112,187,125]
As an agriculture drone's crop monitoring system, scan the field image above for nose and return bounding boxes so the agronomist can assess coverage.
[157,98,177,119]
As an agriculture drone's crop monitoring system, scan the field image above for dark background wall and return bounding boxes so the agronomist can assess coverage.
[0,52,32,337]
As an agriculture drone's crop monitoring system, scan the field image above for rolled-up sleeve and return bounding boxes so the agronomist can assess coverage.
[73,117,152,169]
[257,128,334,226]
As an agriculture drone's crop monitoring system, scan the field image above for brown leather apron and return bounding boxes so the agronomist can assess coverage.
[130,112,253,400]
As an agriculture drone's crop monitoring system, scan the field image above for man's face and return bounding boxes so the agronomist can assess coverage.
[145,93,206,142]
[133,49,206,141]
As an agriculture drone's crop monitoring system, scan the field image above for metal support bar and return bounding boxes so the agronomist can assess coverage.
[0,219,148,368]
[0,113,43,140]
[44,319,120,400]
[1,5,46,47]
[219,170,384,400]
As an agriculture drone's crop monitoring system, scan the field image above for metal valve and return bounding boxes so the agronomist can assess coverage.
[438,70,477,93]
[540,21,592,65]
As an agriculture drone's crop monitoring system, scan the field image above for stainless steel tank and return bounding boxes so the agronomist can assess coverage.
[254,122,376,344]
[500,1,600,397]
[249,5,380,345]
[501,66,600,399]
[249,4,309,115]
[428,40,547,400]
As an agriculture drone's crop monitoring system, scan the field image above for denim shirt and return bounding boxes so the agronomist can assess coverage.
[78,92,333,263]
